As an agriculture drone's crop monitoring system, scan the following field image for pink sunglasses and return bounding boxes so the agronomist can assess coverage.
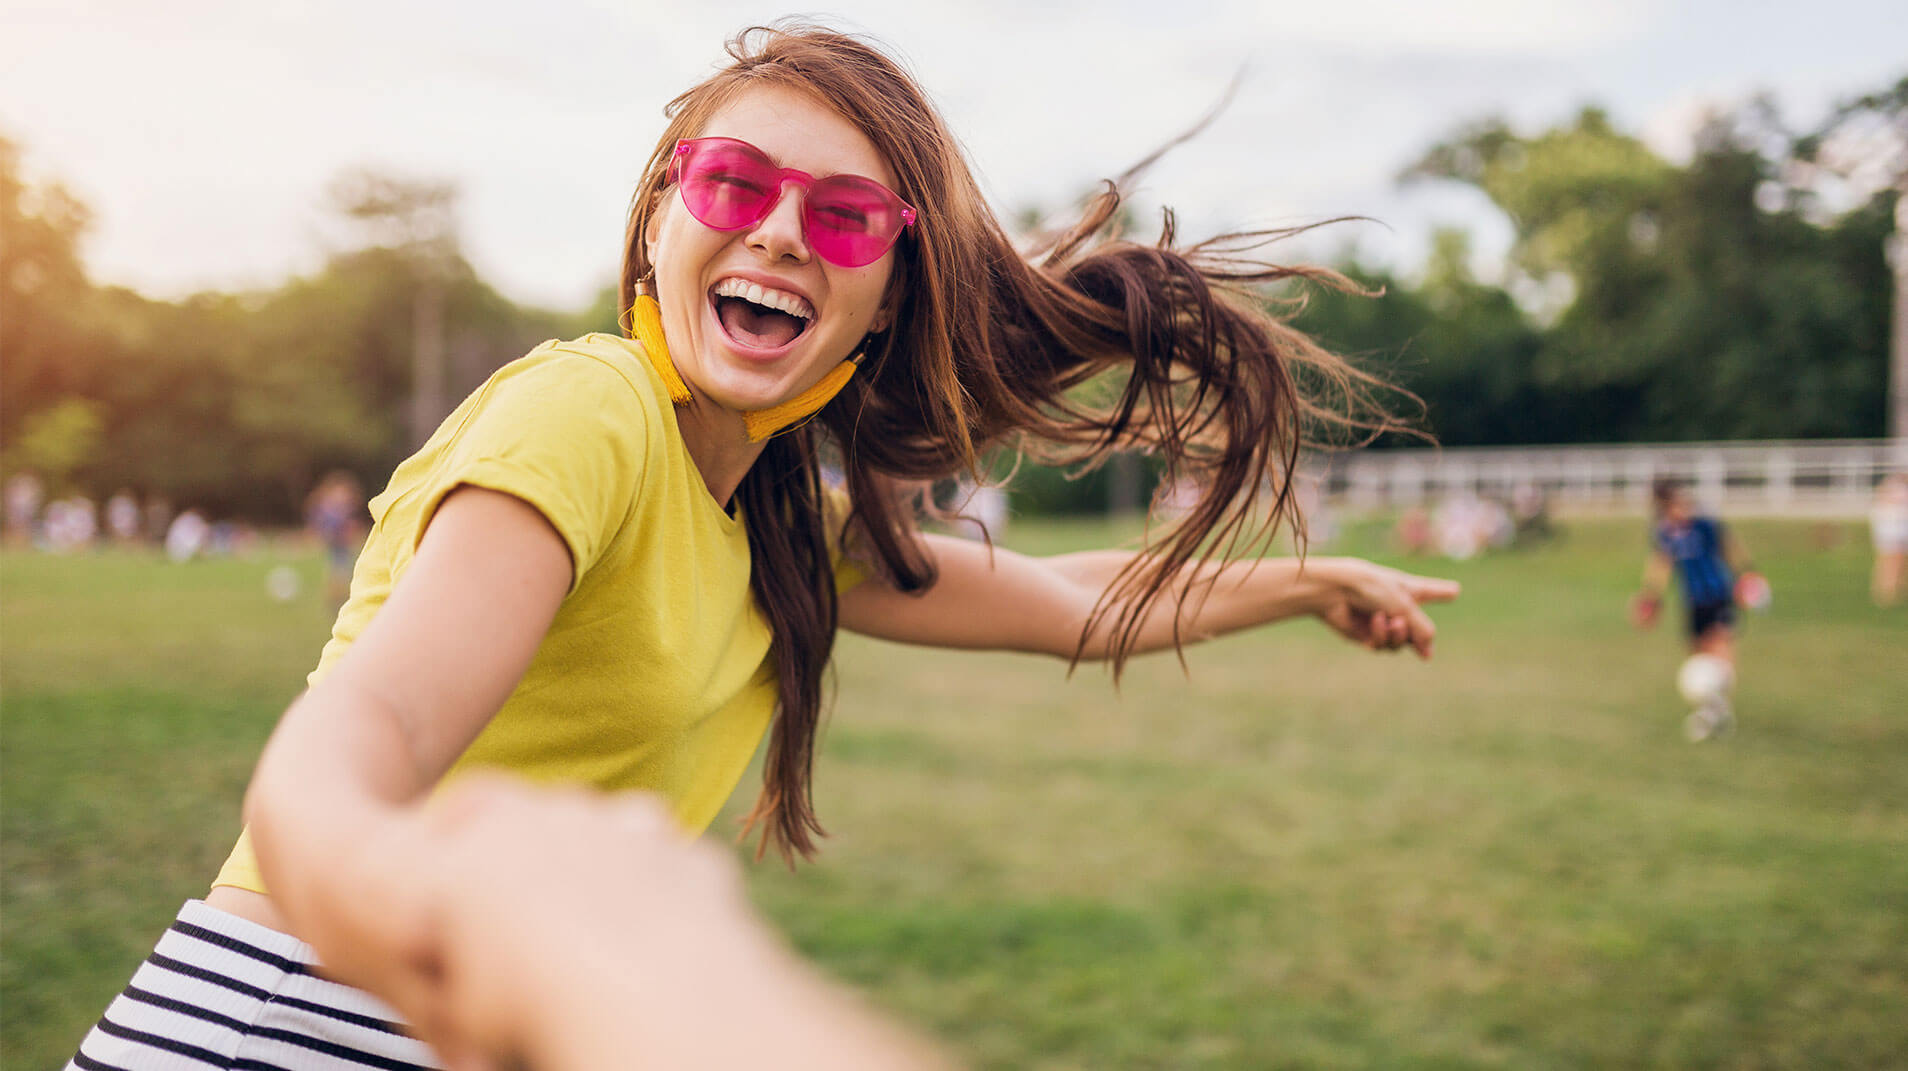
[667,136,918,268]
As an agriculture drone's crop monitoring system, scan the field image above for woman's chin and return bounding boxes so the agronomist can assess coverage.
[690,360,832,417]
[690,378,795,419]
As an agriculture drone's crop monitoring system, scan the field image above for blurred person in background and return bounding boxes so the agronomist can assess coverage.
[4,470,44,547]
[163,508,210,563]
[1394,504,1433,556]
[44,494,97,553]
[67,23,1458,1070]
[1871,473,1908,607]
[105,489,142,546]
[305,470,369,610]
[1291,471,1336,548]
[1631,478,1762,741]
[142,494,174,547]
[1509,480,1555,548]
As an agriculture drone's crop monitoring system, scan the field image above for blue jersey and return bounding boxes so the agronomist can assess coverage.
[1654,516,1734,607]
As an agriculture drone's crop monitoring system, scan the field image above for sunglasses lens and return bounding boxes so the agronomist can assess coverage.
[678,142,778,229]
[806,176,906,267]
[673,138,914,268]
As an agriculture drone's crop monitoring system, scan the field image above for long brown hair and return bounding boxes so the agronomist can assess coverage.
[621,23,1409,864]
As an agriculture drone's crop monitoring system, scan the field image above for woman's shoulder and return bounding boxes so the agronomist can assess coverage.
[410,333,674,474]
[506,333,673,411]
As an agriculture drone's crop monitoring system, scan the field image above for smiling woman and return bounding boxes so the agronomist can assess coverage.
[65,20,1459,1071]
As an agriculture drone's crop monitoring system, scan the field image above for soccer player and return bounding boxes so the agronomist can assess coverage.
[1631,479,1760,740]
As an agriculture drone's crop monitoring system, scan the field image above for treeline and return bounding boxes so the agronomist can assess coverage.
[1,148,620,522]
[1296,89,1899,448]
[1,79,1899,521]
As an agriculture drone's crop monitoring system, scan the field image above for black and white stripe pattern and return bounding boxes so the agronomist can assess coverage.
[66,900,441,1071]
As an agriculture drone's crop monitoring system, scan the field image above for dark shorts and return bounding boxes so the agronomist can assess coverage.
[1687,599,1737,639]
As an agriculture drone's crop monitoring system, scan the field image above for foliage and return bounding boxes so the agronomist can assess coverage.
[1360,95,1897,445]
[0,144,598,521]
[1,136,105,449]
[1295,233,1553,447]
[0,399,104,493]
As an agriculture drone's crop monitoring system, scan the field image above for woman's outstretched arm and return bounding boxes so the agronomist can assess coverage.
[241,485,573,1009]
[840,533,1458,661]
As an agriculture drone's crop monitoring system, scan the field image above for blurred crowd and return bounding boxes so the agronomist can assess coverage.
[1394,482,1556,560]
[4,470,365,578]
[4,471,257,560]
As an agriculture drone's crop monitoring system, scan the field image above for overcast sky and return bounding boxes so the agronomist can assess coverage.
[3,0,1903,310]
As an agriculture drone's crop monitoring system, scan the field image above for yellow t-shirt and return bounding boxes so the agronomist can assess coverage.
[215,332,859,893]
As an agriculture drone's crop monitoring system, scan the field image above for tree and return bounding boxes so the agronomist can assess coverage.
[1,399,103,494]
[328,170,461,449]
[0,134,108,449]
[1402,97,1893,442]
[1793,76,1908,438]
[1,138,599,521]
[1295,239,1549,447]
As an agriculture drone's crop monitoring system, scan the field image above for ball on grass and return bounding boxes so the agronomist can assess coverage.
[1676,653,1732,706]
[266,565,303,602]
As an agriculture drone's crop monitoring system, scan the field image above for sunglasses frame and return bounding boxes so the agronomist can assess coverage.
[667,136,919,268]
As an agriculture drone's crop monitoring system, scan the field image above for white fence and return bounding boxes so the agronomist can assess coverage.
[1311,438,1908,516]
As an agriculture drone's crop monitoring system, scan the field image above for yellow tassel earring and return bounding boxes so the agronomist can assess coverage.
[741,350,863,443]
[625,290,692,406]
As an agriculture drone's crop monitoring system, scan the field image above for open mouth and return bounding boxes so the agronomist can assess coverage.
[710,278,813,351]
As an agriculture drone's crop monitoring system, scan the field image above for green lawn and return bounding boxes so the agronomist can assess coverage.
[4,518,1905,1069]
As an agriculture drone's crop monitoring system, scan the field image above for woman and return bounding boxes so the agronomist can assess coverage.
[69,24,1457,1070]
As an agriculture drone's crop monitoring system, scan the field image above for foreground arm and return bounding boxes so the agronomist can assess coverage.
[365,777,957,1071]
[841,534,1458,661]
[242,487,572,1008]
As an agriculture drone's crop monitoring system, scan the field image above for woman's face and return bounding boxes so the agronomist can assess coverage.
[645,85,901,418]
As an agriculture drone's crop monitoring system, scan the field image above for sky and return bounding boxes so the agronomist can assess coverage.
[3,0,1904,311]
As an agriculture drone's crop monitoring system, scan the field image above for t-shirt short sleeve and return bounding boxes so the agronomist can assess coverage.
[382,352,650,591]
[821,481,869,594]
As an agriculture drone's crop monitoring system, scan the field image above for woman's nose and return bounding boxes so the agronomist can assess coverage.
[745,182,811,264]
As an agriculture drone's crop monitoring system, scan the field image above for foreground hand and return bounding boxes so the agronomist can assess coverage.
[390,777,757,1071]
[1311,558,1460,659]
[264,811,452,1034]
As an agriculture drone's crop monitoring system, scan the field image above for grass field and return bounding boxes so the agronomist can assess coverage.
[4,517,1905,1069]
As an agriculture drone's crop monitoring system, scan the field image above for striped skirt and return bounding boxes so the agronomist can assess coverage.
[66,900,441,1071]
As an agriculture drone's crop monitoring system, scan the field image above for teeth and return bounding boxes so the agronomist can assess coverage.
[712,278,813,320]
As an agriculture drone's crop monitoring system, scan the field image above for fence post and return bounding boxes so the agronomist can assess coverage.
[1767,448,1794,510]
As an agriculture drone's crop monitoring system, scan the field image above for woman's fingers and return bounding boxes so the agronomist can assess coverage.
[1366,609,1430,658]
[1404,601,1437,659]
[1359,566,1453,659]
[1318,560,1457,660]
[1405,575,1462,603]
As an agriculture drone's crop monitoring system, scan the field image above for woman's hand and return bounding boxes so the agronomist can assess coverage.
[347,777,953,1071]
[1306,557,1460,659]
